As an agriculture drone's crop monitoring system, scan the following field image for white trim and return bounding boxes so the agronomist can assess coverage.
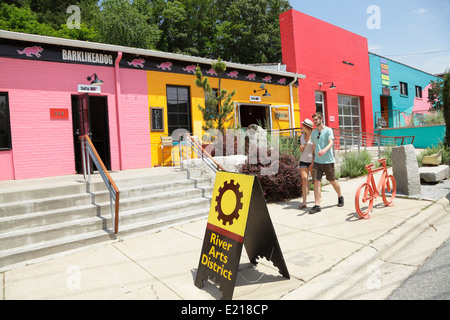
[236,102,271,128]
[269,105,290,131]
[315,91,326,125]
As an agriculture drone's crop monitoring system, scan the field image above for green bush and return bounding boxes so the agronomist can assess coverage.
[340,150,373,178]
[380,146,392,167]
[278,136,301,160]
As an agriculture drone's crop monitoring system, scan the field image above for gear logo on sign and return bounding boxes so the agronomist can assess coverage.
[215,180,244,226]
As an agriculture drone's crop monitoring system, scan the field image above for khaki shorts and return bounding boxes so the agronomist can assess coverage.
[313,162,336,182]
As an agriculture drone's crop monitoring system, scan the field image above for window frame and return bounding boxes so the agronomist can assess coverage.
[315,91,326,125]
[166,85,192,135]
[415,85,423,99]
[338,95,361,145]
[0,92,12,150]
[400,82,408,96]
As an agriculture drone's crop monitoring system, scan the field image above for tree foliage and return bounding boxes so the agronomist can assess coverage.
[95,0,161,49]
[428,79,444,111]
[195,59,236,134]
[443,73,450,147]
[0,1,99,41]
[0,0,291,63]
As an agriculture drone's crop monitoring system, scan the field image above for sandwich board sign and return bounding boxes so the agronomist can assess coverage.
[194,171,289,300]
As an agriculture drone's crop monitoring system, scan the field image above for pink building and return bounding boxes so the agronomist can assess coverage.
[1,30,304,181]
[0,31,151,180]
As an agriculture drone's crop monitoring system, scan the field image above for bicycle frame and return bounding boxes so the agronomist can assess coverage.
[362,159,389,200]
[355,158,396,219]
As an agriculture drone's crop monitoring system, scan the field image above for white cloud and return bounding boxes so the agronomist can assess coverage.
[412,8,428,14]
[368,44,382,53]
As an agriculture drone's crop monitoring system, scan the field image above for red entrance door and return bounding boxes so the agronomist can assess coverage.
[72,94,92,174]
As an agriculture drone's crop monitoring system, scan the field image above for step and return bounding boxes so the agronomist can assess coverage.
[0,176,210,220]
[0,170,189,204]
[0,183,85,203]
[0,168,213,270]
[0,184,212,234]
[0,190,210,248]
[0,192,93,217]
[0,202,211,270]
[89,177,211,203]
[118,207,209,238]
[0,229,113,270]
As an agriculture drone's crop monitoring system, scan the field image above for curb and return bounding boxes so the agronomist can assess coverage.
[281,195,450,300]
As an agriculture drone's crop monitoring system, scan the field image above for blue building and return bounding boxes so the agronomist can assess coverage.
[369,52,440,129]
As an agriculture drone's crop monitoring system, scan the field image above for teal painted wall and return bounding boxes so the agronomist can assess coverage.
[375,125,445,149]
[369,53,440,129]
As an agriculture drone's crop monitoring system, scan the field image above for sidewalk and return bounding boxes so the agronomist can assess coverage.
[1,173,450,300]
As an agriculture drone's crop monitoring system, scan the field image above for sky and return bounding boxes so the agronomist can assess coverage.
[289,0,450,75]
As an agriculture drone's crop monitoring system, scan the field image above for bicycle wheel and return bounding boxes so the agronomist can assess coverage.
[382,175,396,206]
[355,183,374,219]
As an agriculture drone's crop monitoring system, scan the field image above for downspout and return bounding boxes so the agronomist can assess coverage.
[114,51,123,170]
[288,77,298,130]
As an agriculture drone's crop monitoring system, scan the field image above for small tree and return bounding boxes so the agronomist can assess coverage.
[195,58,236,135]
[443,73,450,147]
[428,79,444,111]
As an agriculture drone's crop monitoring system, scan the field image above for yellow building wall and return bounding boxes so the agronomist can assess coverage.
[147,70,300,166]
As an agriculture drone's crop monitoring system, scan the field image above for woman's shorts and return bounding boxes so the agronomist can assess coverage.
[313,162,336,181]
[299,161,311,168]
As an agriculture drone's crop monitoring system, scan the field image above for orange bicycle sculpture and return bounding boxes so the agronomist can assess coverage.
[355,158,396,219]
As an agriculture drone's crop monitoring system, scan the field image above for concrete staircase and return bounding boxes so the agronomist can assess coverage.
[0,168,213,270]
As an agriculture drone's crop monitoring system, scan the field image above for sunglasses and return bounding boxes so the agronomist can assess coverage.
[317,132,321,139]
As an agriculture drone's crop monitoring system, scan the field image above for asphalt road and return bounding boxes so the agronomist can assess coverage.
[388,237,450,300]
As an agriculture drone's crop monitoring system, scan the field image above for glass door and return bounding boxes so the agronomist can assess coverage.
[338,95,361,146]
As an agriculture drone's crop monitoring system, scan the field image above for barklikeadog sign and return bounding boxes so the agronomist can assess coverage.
[0,38,116,67]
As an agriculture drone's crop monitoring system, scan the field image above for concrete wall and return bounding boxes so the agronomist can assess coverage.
[376,124,445,149]
[280,9,374,134]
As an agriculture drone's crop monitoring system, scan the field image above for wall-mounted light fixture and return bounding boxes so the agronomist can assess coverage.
[318,82,336,89]
[253,83,271,97]
[87,73,104,85]
[391,85,399,91]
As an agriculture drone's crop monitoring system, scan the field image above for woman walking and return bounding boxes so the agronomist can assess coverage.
[298,119,314,209]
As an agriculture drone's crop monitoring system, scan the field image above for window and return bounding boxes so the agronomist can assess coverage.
[315,91,326,125]
[166,85,192,135]
[415,86,422,99]
[338,95,361,145]
[400,82,408,96]
[0,92,12,150]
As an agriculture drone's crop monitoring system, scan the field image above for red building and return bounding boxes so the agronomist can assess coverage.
[280,9,374,136]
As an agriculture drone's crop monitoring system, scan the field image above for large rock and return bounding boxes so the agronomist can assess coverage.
[392,145,421,196]
[419,165,450,182]
[182,155,248,182]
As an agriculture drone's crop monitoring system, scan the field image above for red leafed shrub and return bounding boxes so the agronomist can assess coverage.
[241,152,302,202]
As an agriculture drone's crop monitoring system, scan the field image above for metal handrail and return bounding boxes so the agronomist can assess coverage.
[270,127,415,158]
[332,128,415,153]
[80,134,120,235]
[179,134,225,177]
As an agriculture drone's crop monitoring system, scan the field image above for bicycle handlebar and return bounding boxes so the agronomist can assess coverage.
[365,158,387,173]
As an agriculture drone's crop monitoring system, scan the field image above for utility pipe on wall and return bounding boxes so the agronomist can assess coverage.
[114,51,123,170]
[288,77,298,130]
